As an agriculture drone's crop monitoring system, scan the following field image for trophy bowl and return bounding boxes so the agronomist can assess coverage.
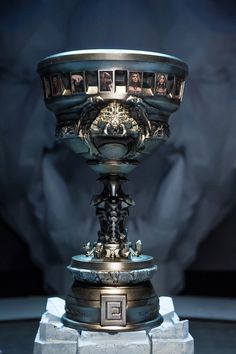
[38,49,188,332]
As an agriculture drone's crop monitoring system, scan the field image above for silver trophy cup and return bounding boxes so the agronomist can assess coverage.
[38,49,188,332]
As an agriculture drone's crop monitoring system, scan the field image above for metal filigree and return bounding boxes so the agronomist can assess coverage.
[150,121,169,139]
[87,175,136,258]
[56,120,79,138]
[90,101,139,137]
[80,99,148,161]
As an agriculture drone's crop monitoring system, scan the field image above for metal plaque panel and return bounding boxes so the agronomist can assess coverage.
[101,294,126,326]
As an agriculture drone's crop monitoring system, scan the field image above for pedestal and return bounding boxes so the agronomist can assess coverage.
[63,254,162,332]
[33,297,194,354]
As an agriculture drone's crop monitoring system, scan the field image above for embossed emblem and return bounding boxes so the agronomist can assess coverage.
[101,294,126,326]
[90,101,139,137]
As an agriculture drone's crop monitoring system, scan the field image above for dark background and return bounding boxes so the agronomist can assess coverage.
[0,0,236,298]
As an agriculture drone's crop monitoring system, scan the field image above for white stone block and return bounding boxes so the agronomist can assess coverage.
[33,296,194,354]
[159,296,175,321]
[172,319,189,339]
[79,330,151,354]
[149,298,194,354]
[34,331,77,354]
[46,297,65,319]
[172,311,180,322]
[150,319,189,340]
[152,334,194,354]
[39,312,78,342]
[149,320,175,339]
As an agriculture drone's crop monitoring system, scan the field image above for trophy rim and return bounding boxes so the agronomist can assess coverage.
[37,49,188,73]
[70,254,155,271]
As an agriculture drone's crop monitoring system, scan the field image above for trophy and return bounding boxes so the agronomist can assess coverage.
[38,50,188,332]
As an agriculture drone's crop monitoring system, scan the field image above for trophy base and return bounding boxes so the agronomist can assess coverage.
[62,255,163,332]
[34,296,194,354]
[61,312,163,332]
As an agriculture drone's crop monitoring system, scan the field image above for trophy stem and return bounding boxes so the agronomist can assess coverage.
[84,173,140,259]
[61,172,163,332]
[94,174,132,244]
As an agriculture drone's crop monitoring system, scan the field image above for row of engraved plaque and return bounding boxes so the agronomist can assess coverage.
[42,70,185,100]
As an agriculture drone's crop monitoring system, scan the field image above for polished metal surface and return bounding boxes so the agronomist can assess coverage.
[62,314,163,332]
[70,254,155,271]
[62,280,162,332]
[38,49,188,332]
[38,49,188,69]
[100,294,127,326]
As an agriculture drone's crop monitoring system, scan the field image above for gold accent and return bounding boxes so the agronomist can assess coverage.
[90,101,139,137]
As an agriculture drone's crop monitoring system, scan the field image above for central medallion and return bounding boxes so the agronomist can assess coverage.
[91,101,139,138]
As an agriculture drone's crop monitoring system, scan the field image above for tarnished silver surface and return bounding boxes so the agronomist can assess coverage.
[38,49,187,176]
[38,49,188,332]
[68,265,157,285]
[69,267,157,285]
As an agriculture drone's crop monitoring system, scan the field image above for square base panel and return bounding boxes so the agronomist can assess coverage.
[33,296,194,354]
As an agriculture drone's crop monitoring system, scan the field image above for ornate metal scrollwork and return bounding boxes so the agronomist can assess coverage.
[87,175,135,258]
[56,98,170,259]
[56,96,169,160]
[90,101,139,138]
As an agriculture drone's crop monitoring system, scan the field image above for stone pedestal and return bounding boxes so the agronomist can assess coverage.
[34,297,194,354]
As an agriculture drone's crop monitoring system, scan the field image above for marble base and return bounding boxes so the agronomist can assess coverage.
[34,297,194,354]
